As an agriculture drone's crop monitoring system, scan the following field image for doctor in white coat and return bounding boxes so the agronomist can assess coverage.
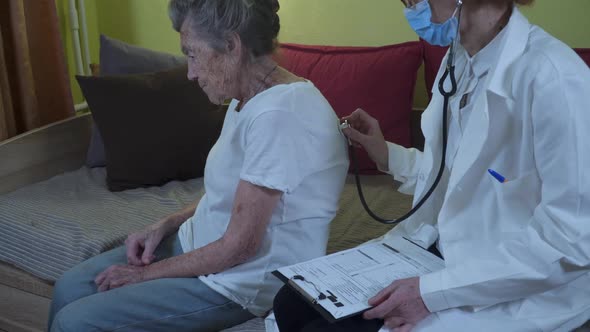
[273,0,590,331]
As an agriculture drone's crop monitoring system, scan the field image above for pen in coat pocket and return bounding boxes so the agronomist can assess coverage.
[488,169,507,183]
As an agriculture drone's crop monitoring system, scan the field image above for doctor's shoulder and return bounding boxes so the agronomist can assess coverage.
[516,26,589,80]
[507,27,590,98]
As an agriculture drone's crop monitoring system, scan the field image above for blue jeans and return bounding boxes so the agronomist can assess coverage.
[48,234,254,332]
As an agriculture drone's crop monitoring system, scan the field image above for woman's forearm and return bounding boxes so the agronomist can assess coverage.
[158,200,200,236]
[142,236,246,280]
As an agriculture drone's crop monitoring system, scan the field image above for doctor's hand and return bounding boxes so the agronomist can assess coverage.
[341,109,389,171]
[364,277,430,332]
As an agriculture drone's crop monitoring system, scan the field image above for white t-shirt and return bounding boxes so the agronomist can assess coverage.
[178,81,349,316]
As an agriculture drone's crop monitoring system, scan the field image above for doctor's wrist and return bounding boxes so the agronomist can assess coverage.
[371,140,389,172]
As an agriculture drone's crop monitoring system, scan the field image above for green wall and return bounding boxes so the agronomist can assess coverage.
[57,0,590,106]
[281,0,590,48]
[95,0,180,54]
[56,0,100,104]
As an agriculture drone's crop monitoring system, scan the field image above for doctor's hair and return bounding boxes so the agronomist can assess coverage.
[514,0,534,5]
[169,0,280,58]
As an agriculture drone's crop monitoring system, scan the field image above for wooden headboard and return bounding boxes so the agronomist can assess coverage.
[0,114,92,195]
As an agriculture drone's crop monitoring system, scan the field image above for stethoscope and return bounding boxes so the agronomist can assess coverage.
[344,0,463,225]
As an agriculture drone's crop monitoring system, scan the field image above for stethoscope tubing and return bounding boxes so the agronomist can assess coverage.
[351,1,463,225]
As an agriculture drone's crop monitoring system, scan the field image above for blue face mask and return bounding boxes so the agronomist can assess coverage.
[404,0,459,47]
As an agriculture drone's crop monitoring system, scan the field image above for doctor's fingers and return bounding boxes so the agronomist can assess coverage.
[383,316,407,330]
[342,109,379,133]
[395,323,416,332]
[342,108,376,126]
[364,292,403,320]
[368,282,398,306]
[342,126,372,147]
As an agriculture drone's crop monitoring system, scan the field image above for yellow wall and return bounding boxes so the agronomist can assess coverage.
[57,0,590,106]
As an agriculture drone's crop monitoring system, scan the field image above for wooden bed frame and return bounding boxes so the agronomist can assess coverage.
[0,114,91,332]
[0,111,424,332]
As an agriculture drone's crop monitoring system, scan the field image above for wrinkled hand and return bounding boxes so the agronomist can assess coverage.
[341,109,389,171]
[364,277,430,332]
[125,224,166,266]
[95,264,146,292]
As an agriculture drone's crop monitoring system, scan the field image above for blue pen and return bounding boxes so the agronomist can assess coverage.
[488,169,507,183]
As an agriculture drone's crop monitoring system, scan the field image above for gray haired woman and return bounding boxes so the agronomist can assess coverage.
[47,0,349,331]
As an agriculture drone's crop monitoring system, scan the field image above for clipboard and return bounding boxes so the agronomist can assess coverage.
[271,237,444,324]
[271,270,366,323]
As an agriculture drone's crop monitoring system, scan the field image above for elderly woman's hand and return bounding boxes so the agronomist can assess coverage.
[95,265,146,292]
[125,223,167,266]
[341,108,389,172]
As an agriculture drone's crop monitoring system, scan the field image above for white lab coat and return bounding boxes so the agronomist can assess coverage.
[381,8,590,332]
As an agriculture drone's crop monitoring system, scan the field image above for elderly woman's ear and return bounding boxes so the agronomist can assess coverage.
[225,32,243,57]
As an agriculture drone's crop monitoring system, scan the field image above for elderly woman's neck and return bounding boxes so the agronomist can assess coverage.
[238,57,278,102]
[460,2,512,57]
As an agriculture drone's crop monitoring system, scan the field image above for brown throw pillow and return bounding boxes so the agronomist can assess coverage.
[85,35,188,168]
[77,66,224,191]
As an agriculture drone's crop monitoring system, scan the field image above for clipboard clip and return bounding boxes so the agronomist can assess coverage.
[290,275,327,304]
[290,275,345,307]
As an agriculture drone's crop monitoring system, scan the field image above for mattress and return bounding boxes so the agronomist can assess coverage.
[0,167,204,282]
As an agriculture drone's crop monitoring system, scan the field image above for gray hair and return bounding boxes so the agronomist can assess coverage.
[169,0,280,58]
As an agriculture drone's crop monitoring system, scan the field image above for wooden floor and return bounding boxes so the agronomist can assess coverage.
[0,283,49,332]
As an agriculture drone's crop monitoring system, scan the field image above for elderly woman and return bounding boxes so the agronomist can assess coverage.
[274,0,590,331]
[47,0,348,331]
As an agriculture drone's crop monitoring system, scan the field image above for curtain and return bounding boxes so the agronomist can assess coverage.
[0,0,74,142]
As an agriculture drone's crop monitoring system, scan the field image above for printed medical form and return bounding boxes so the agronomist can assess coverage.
[276,237,445,320]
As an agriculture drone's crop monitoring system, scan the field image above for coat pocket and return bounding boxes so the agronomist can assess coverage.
[491,169,541,226]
